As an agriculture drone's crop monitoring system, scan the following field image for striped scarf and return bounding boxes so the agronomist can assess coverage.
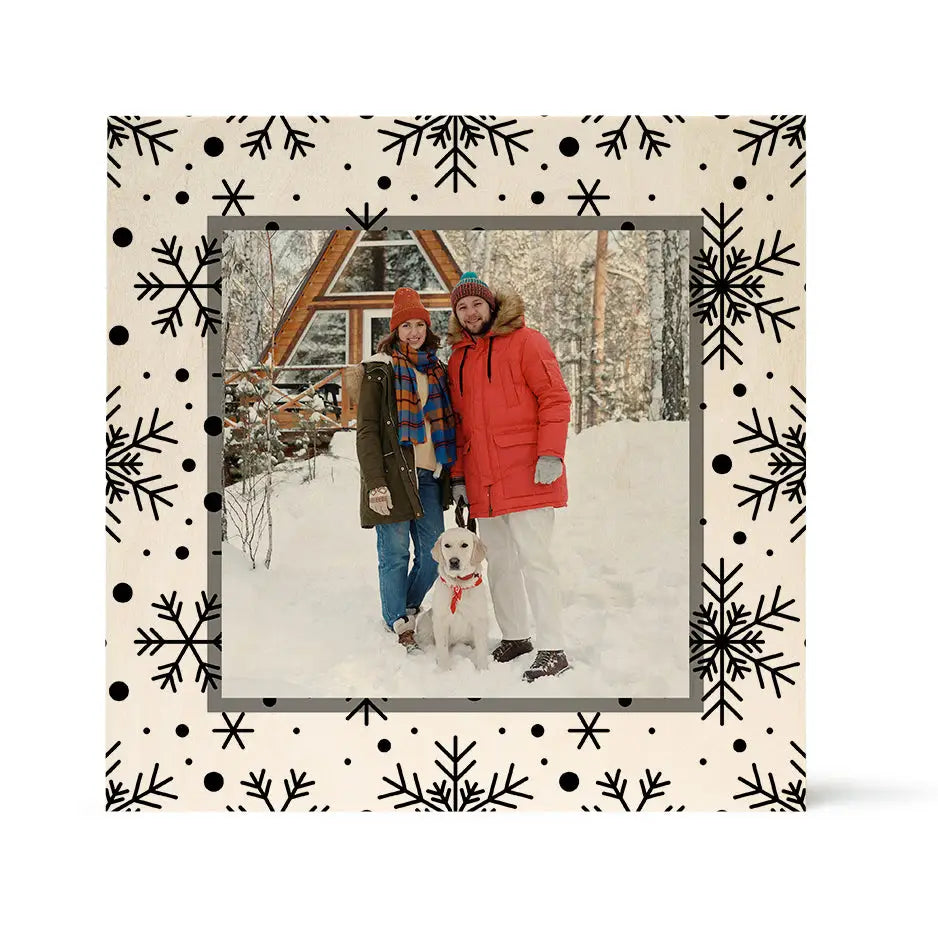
[391,345,457,469]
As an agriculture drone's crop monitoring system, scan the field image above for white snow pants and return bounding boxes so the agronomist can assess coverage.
[475,507,564,651]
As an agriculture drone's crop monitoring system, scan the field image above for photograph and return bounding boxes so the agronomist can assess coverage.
[219,226,690,699]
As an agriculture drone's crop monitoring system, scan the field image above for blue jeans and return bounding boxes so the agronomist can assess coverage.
[375,468,445,629]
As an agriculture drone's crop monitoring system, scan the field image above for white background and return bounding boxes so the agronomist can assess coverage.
[5,2,936,936]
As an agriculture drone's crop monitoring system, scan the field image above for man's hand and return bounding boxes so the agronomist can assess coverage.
[534,456,563,485]
[368,486,393,516]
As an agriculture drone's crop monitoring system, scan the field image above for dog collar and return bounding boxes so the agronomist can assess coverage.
[440,573,483,615]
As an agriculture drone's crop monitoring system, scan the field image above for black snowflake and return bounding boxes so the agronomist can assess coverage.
[213,712,254,750]
[344,203,388,231]
[378,116,533,192]
[379,736,533,811]
[134,235,223,337]
[735,741,806,811]
[107,116,178,188]
[568,712,609,750]
[690,559,800,724]
[733,115,806,188]
[690,203,800,368]
[212,178,255,217]
[582,114,685,160]
[734,386,806,542]
[581,769,685,811]
[225,769,329,811]
[568,178,610,216]
[227,115,330,160]
[106,386,178,543]
[105,741,177,811]
[134,591,222,694]
[345,698,388,726]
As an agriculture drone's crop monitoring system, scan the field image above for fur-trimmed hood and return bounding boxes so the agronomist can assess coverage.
[447,289,525,347]
[343,352,392,408]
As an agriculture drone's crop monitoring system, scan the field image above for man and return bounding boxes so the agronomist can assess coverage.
[446,272,572,681]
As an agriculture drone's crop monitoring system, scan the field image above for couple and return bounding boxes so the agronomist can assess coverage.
[353,272,572,682]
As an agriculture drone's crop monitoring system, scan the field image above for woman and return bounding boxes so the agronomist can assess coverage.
[350,287,456,647]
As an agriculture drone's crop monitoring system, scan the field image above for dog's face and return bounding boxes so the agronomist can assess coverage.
[431,528,486,575]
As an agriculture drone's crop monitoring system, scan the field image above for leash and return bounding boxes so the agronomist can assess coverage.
[455,499,477,533]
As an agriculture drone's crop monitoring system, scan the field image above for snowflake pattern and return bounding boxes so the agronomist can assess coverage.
[735,741,806,811]
[226,115,330,160]
[568,712,610,750]
[734,386,806,541]
[378,116,533,192]
[690,559,800,724]
[134,235,222,337]
[225,769,329,811]
[567,178,610,216]
[212,178,255,216]
[582,114,685,160]
[733,115,806,188]
[214,712,254,750]
[134,591,222,694]
[690,203,800,368]
[105,741,177,811]
[107,116,178,188]
[106,386,177,543]
[344,203,388,231]
[345,698,388,726]
[378,736,533,811]
[581,769,685,811]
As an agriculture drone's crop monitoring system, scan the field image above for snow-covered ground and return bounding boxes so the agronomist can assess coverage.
[223,422,689,699]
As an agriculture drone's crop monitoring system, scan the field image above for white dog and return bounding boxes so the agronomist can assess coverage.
[415,528,490,670]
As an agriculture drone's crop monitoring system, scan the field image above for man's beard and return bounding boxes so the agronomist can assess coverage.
[466,316,493,337]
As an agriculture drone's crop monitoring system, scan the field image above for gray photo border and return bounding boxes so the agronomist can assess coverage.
[206,215,703,714]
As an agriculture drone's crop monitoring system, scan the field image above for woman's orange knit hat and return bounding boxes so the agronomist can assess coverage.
[390,287,431,330]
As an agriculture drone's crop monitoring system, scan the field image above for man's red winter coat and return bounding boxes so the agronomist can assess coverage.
[447,290,572,519]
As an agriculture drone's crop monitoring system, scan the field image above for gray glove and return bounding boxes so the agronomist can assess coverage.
[452,482,468,508]
[368,485,393,516]
[534,455,563,485]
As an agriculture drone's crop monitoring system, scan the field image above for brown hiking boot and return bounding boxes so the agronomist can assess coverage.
[392,616,418,652]
[522,650,570,682]
[492,638,533,663]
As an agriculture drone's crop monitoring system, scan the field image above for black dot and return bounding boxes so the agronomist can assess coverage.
[360,116,373,119]
[766,371,774,379]
[377,175,391,190]
[766,193,774,201]
[175,546,189,560]
[700,758,707,765]
[648,193,656,201]
[558,772,579,792]
[733,176,747,190]
[498,727,506,734]
[541,163,548,170]
[733,383,747,397]
[699,402,707,410]
[176,368,189,382]
[618,698,632,708]
[109,325,129,346]
[185,163,193,171]
[293,727,300,735]
[204,416,222,436]
[344,758,351,765]
[541,758,548,766]
[185,518,193,525]
[620,221,635,231]
[293,194,301,201]
[143,194,151,201]
[204,492,222,512]
[733,531,747,545]
[175,724,189,738]
[715,115,729,119]
[767,549,774,557]
[530,191,545,205]
[699,163,707,170]
[175,191,189,205]
[498,194,506,202]
[766,727,774,735]
[377,738,391,753]
[648,727,656,734]
[185,403,193,410]
[143,372,150,379]
[344,163,351,170]
[182,458,196,472]
[262,698,276,708]
[559,136,580,157]
[410,194,418,201]
[712,454,733,474]
[266,221,279,232]
[733,738,747,753]
[112,227,133,248]
[204,137,224,157]
[143,727,150,735]
[531,724,545,738]
[203,772,224,792]
[410,727,418,735]
[109,681,129,701]
[185,758,193,766]
[143,549,150,556]
[112,582,133,603]
[699,518,707,526]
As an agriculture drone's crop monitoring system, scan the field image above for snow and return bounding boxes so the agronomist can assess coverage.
[223,421,689,699]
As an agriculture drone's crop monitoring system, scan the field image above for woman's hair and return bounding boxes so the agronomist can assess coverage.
[376,324,442,355]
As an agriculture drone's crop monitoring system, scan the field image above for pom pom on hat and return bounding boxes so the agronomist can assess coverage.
[450,271,496,313]
[390,287,431,331]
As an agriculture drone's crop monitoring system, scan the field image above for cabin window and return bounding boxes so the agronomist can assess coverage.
[328,232,445,294]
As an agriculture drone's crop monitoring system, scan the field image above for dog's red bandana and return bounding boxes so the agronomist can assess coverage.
[441,573,484,615]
